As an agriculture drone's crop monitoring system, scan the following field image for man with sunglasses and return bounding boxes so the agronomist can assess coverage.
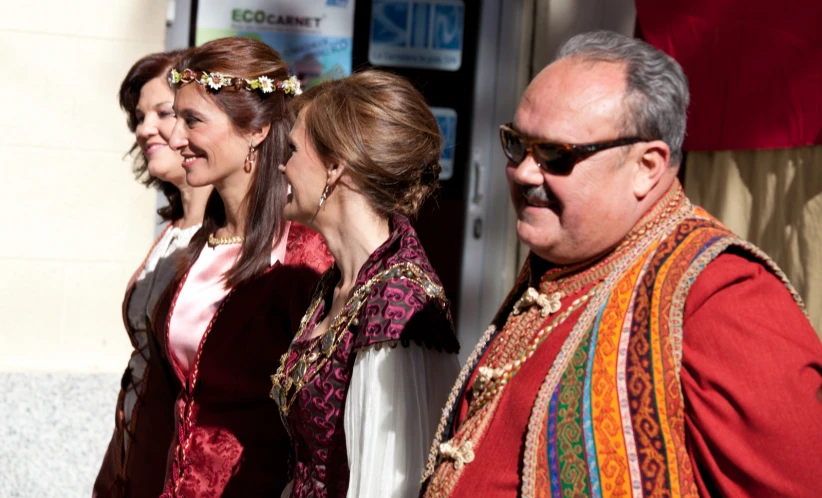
[422,31,822,498]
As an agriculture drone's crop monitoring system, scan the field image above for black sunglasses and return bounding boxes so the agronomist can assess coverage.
[500,123,647,175]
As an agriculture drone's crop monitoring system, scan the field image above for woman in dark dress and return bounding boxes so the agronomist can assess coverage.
[155,37,332,497]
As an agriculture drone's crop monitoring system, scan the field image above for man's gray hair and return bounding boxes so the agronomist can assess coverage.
[557,31,689,166]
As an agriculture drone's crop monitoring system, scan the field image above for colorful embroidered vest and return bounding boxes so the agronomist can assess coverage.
[423,205,805,497]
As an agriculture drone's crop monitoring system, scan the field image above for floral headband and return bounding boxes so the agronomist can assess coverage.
[168,68,302,96]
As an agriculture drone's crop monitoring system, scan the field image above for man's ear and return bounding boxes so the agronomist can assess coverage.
[633,140,670,199]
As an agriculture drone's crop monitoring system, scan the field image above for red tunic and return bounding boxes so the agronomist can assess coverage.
[449,251,822,497]
[635,0,822,151]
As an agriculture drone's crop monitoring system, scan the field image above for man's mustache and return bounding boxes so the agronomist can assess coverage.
[518,184,557,204]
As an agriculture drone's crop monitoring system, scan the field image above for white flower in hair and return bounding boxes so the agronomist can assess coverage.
[207,72,225,90]
[258,76,274,94]
[281,76,302,96]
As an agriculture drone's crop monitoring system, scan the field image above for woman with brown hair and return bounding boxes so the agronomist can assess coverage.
[94,49,213,498]
[154,37,332,497]
[271,70,460,498]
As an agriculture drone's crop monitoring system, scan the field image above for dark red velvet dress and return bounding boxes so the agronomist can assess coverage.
[151,224,332,498]
[281,215,459,498]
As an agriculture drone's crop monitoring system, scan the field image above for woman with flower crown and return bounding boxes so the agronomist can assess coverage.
[93,49,214,498]
[271,70,460,498]
[152,37,332,497]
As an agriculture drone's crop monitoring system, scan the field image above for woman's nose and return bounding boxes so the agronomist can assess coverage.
[135,116,158,142]
[168,118,187,150]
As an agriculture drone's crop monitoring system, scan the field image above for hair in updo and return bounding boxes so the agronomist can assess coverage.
[291,69,441,218]
[174,36,294,287]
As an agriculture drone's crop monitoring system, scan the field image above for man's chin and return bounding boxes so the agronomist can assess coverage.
[516,219,572,263]
[517,219,554,247]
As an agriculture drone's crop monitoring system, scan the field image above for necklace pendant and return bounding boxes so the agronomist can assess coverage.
[512,288,562,317]
[270,385,282,405]
[321,331,335,354]
[291,358,307,383]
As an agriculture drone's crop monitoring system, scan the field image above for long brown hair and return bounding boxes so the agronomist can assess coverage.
[175,37,293,287]
[291,70,441,218]
[119,50,186,221]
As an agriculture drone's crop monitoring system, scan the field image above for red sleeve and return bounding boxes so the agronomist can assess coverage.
[283,222,333,273]
[681,251,822,497]
[278,223,333,337]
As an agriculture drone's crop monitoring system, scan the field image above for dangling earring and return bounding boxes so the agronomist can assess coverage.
[318,185,330,208]
[244,141,256,173]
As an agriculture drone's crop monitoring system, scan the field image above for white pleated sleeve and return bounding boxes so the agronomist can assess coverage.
[344,345,459,498]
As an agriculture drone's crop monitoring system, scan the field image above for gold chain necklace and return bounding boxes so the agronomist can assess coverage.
[208,234,244,246]
[270,262,447,416]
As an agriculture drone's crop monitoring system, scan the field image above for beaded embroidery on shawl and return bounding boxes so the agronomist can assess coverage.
[280,214,457,498]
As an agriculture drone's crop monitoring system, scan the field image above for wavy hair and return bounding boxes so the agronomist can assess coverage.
[119,49,186,220]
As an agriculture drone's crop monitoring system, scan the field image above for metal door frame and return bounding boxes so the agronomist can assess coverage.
[455,0,534,359]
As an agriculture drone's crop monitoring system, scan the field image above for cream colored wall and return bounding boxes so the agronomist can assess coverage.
[0,1,169,372]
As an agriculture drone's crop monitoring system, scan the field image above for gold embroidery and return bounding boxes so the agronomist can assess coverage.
[467,287,596,419]
[270,262,447,416]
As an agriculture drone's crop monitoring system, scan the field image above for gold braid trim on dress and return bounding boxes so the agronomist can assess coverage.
[270,262,447,416]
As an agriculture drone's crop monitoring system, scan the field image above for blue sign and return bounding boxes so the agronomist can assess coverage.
[327,0,349,6]
[369,0,464,71]
[431,107,457,180]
